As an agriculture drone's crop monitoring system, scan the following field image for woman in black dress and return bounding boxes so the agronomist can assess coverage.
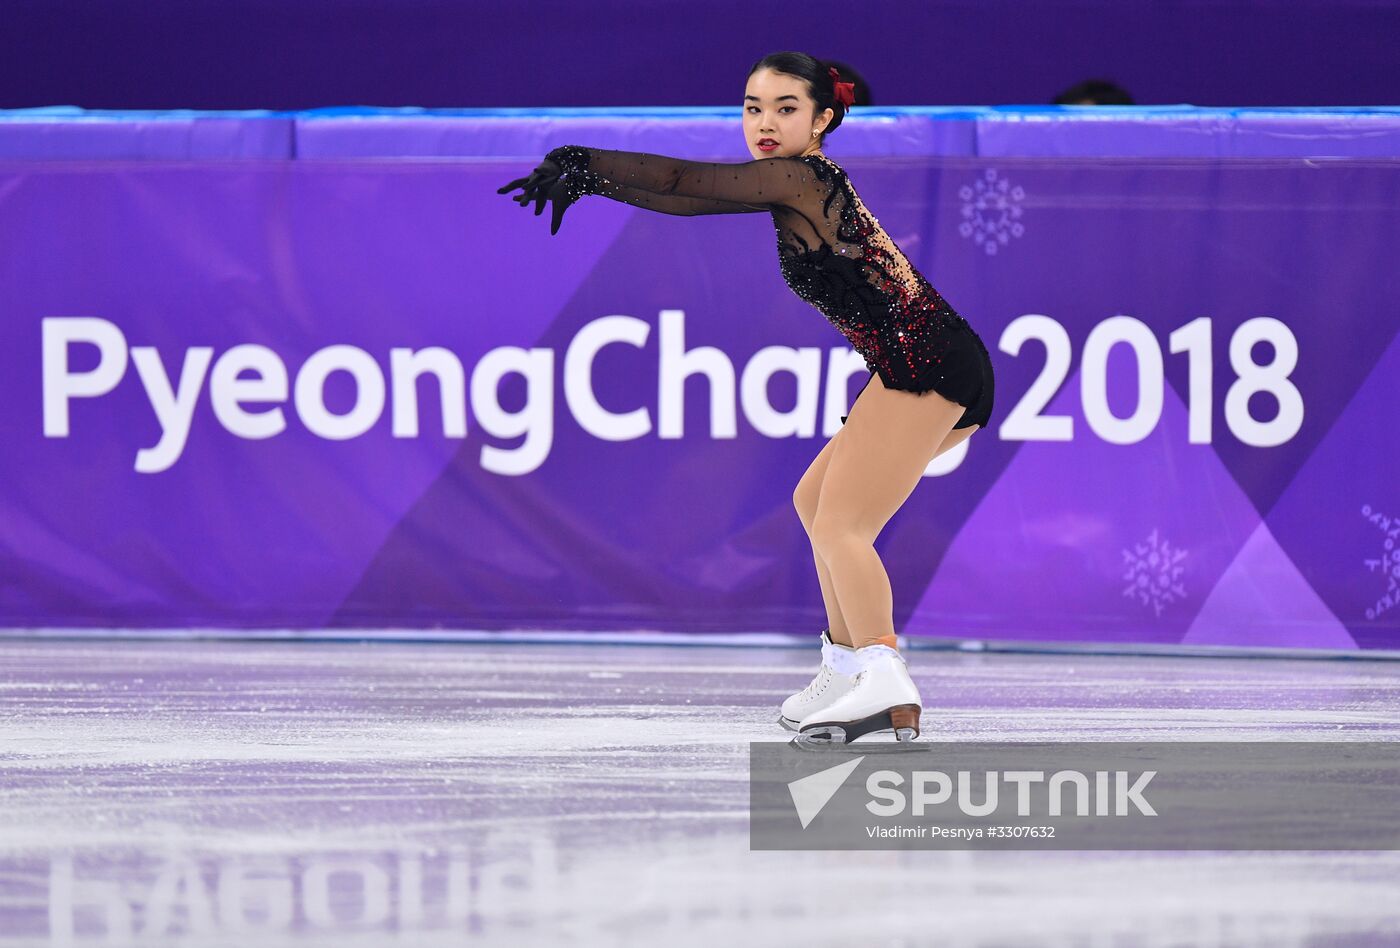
[498,51,995,744]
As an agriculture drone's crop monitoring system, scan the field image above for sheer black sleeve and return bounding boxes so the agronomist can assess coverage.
[582,182,769,216]
[546,145,831,214]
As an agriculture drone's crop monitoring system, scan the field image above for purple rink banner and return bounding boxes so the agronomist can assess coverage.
[1,129,1398,650]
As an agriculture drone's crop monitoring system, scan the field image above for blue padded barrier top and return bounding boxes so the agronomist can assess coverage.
[2,105,1399,161]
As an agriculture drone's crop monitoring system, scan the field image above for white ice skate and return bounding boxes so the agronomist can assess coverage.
[795,643,922,744]
[777,629,861,731]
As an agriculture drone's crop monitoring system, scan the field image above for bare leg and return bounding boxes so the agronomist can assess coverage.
[795,384,981,648]
[934,421,981,459]
[810,373,973,650]
[793,427,852,646]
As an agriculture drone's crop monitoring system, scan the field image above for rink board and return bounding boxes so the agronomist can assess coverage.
[0,108,1396,650]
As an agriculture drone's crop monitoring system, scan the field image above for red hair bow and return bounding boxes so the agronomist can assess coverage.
[828,66,856,109]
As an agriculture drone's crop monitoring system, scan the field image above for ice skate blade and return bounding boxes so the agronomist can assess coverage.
[777,714,799,732]
[794,725,846,747]
[795,704,922,746]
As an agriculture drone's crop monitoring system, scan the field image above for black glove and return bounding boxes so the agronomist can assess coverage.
[497,158,578,236]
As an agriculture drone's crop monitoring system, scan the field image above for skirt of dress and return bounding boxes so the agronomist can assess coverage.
[840,323,995,431]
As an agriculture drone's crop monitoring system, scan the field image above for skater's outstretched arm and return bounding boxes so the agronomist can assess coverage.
[497,145,834,233]
[581,182,768,216]
[545,145,832,212]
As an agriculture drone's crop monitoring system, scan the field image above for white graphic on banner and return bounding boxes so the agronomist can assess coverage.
[1122,527,1188,618]
[40,314,875,476]
[958,168,1025,256]
[1362,504,1400,621]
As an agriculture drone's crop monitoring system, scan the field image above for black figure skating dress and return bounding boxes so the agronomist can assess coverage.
[545,146,995,430]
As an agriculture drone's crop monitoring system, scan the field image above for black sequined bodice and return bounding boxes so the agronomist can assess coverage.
[771,155,972,389]
[543,144,981,399]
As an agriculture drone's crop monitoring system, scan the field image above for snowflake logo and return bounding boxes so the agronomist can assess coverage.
[1361,504,1400,621]
[958,168,1026,256]
[1122,527,1188,618]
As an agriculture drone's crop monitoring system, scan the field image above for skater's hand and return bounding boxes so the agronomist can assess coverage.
[497,158,558,212]
[497,158,577,235]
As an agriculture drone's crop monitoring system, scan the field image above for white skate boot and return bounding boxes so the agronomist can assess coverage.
[796,643,922,744]
[777,629,861,731]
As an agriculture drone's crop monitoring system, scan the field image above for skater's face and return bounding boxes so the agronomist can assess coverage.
[743,68,833,160]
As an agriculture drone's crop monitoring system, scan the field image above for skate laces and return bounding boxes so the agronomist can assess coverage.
[797,665,831,699]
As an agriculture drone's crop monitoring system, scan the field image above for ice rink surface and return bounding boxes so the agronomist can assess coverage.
[1,637,1399,947]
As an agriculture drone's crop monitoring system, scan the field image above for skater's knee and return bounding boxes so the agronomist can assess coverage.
[792,481,819,531]
[809,511,877,555]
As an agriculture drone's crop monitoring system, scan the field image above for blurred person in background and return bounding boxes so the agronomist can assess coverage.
[1053,78,1135,104]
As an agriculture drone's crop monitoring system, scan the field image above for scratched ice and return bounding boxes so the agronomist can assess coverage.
[1,637,1399,947]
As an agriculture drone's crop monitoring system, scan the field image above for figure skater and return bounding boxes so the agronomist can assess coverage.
[497,51,995,744]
